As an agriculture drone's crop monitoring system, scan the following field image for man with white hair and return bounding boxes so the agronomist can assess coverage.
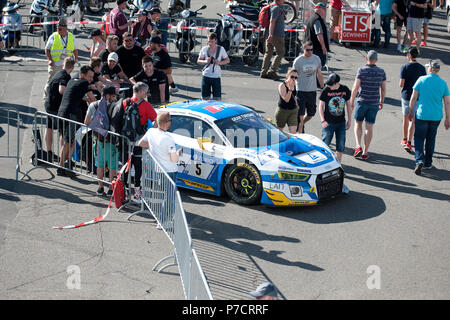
[138,111,182,183]
[409,60,450,175]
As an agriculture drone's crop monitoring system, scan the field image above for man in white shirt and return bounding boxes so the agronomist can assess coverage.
[197,32,230,100]
[138,111,182,183]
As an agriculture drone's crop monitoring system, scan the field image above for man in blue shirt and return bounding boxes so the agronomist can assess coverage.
[376,0,395,48]
[409,60,450,175]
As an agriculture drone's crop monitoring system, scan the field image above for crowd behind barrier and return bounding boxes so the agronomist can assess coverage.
[0,108,23,181]
[4,13,306,62]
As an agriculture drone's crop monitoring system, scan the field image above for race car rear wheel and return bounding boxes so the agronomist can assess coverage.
[224,162,262,205]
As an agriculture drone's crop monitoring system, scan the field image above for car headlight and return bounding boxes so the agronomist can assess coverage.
[277,171,310,181]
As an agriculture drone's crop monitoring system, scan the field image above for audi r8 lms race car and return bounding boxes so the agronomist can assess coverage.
[161,99,346,206]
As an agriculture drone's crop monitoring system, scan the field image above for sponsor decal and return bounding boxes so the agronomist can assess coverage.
[180,179,214,191]
[204,105,224,113]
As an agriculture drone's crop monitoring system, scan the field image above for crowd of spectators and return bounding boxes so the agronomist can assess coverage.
[39,0,450,203]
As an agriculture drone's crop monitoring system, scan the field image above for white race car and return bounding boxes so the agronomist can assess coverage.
[160,100,346,206]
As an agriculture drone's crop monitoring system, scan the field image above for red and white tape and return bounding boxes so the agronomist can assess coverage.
[53,155,132,230]
[0,19,305,32]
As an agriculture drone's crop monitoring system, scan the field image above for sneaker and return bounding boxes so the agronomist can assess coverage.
[401,46,409,53]
[169,86,178,94]
[423,164,434,170]
[260,72,269,79]
[361,153,369,160]
[353,147,363,158]
[412,39,417,45]
[267,71,280,80]
[401,138,407,146]
[107,189,113,197]
[133,187,142,201]
[420,41,426,47]
[56,167,66,176]
[404,142,414,154]
[414,162,423,175]
[96,187,105,196]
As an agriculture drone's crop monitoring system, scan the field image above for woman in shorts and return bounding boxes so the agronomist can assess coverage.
[275,68,299,134]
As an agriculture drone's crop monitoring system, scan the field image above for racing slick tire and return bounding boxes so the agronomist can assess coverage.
[224,161,262,205]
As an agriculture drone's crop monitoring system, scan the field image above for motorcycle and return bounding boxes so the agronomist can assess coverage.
[62,0,87,33]
[128,0,160,18]
[1,1,25,54]
[225,0,297,24]
[242,21,301,66]
[168,0,190,17]
[85,0,116,14]
[175,4,206,63]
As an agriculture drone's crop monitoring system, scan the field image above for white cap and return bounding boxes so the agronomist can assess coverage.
[107,52,119,62]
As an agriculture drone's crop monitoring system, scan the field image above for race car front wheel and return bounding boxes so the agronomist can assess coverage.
[224,162,262,205]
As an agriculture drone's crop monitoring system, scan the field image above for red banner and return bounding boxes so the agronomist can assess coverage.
[339,11,372,43]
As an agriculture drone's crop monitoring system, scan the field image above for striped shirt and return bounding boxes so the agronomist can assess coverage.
[355,64,386,105]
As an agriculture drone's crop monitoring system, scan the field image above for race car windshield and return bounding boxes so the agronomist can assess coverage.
[215,112,289,148]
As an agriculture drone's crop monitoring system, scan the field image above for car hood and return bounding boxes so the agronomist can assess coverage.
[254,136,332,168]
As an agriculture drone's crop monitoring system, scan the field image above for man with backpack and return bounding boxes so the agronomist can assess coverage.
[84,86,118,196]
[197,32,230,101]
[259,0,285,80]
[119,82,157,202]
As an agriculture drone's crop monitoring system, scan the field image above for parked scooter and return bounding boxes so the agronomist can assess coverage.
[242,22,301,66]
[175,4,206,63]
[213,13,245,57]
[168,0,190,17]
[1,1,25,54]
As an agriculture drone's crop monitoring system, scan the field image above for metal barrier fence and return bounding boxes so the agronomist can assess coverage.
[23,111,134,192]
[0,108,24,180]
[140,149,213,300]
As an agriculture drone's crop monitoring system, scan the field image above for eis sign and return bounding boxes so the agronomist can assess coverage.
[339,11,372,43]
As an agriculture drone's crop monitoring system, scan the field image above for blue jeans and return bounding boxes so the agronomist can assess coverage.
[201,76,222,100]
[381,14,391,46]
[414,118,441,167]
[322,121,346,153]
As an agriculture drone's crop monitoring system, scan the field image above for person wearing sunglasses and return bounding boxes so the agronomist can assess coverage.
[292,40,324,134]
[275,68,300,134]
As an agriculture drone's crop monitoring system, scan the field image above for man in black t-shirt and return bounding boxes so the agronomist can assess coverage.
[406,0,427,52]
[99,34,119,64]
[392,0,409,52]
[44,57,75,162]
[149,36,178,93]
[57,66,96,176]
[130,56,169,105]
[115,32,146,79]
[318,73,352,163]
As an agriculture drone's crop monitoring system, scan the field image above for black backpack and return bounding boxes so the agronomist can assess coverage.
[121,98,146,142]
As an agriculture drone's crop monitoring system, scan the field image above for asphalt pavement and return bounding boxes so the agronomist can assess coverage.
[0,0,449,300]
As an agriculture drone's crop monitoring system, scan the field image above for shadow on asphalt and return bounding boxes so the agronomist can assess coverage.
[0,176,107,209]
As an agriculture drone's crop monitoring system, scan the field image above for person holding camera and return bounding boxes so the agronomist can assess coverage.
[197,32,230,101]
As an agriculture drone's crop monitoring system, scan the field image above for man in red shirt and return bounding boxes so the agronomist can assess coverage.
[329,0,350,43]
[109,0,131,44]
[121,81,157,202]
